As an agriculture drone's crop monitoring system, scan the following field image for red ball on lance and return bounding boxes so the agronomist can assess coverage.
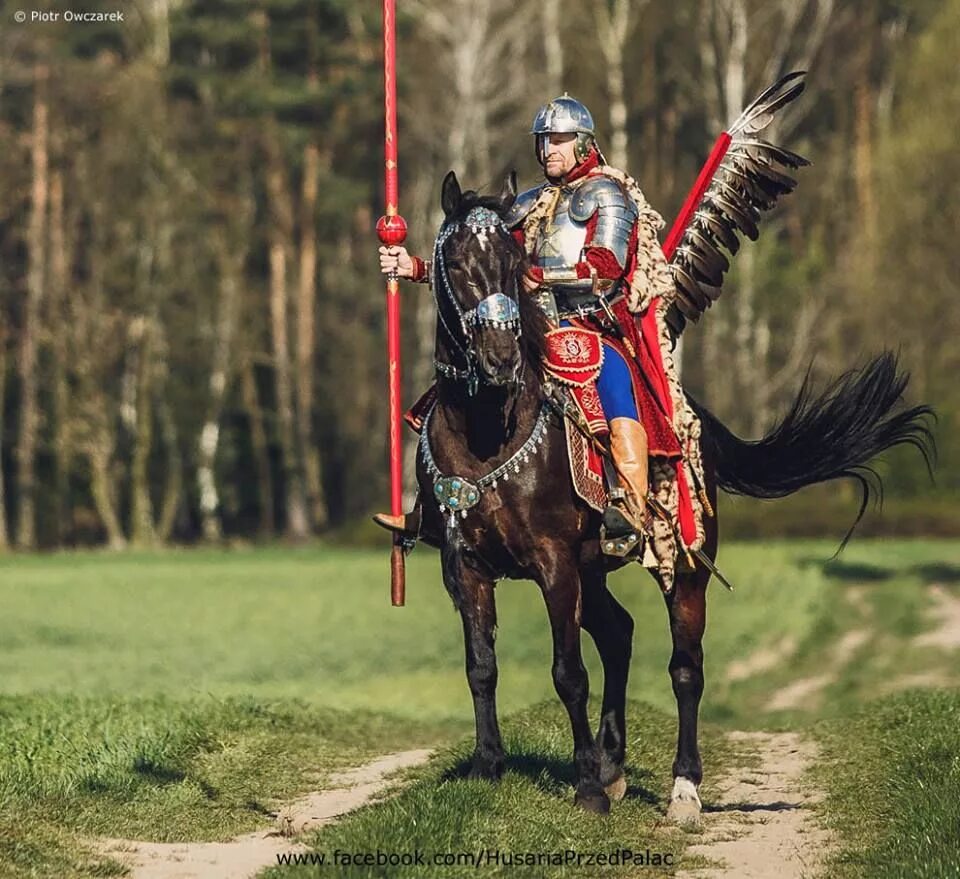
[376,214,408,247]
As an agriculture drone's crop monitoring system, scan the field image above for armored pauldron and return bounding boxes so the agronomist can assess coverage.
[570,176,638,268]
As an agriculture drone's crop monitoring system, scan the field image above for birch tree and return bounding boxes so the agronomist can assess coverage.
[15,61,49,549]
[697,0,835,433]
[544,0,565,96]
[198,222,248,542]
[594,0,646,170]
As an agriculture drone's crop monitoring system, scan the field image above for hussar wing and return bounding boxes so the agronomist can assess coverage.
[666,72,810,338]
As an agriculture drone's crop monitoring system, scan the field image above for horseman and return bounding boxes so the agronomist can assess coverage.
[377,94,704,562]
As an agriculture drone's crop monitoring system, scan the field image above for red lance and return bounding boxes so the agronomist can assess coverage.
[661,131,731,262]
[376,0,407,606]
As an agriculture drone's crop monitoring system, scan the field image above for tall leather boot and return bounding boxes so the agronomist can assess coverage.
[601,417,651,556]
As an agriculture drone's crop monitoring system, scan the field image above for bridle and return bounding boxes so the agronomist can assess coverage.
[422,205,554,528]
[432,206,523,395]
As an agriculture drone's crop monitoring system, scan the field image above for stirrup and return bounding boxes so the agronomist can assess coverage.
[600,506,640,558]
[600,503,652,558]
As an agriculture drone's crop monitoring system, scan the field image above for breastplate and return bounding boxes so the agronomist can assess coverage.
[534,187,587,269]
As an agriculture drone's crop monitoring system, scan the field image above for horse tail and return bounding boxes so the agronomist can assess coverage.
[687,351,936,547]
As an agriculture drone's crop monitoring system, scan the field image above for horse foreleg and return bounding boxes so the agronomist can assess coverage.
[663,565,709,827]
[443,545,504,781]
[538,556,609,813]
[580,570,634,801]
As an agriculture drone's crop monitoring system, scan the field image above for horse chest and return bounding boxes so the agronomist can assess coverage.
[418,412,575,578]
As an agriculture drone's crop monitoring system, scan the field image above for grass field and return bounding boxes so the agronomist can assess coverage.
[1,539,958,877]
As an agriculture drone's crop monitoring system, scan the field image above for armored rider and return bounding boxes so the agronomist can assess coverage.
[377,95,689,551]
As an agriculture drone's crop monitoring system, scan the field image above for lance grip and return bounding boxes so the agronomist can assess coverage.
[390,540,406,606]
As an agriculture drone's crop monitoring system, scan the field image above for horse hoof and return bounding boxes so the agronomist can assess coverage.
[574,789,611,814]
[666,797,702,828]
[468,755,504,781]
[667,777,702,828]
[604,773,627,802]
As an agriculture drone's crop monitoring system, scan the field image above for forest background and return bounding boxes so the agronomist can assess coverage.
[0,0,956,551]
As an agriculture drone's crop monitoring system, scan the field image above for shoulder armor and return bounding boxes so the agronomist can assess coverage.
[504,185,543,229]
[570,175,638,266]
[569,175,636,221]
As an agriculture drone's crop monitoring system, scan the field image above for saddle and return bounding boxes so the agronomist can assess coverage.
[404,326,659,566]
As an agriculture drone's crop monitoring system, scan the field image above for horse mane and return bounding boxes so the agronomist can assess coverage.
[450,189,550,382]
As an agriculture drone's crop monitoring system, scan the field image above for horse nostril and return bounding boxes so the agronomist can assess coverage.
[482,350,520,383]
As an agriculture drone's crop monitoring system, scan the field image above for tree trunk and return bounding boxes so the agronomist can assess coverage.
[89,442,126,550]
[595,0,639,170]
[265,149,309,540]
[198,235,242,542]
[297,141,328,530]
[16,62,50,549]
[129,316,156,547]
[156,388,181,543]
[854,75,876,265]
[242,358,275,536]
[641,28,658,186]
[0,324,8,553]
[49,166,70,544]
[543,0,564,95]
[256,4,307,539]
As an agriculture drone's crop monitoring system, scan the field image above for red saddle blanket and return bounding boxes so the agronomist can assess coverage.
[563,418,607,512]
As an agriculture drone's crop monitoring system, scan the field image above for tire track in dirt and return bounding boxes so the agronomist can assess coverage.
[95,749,433,879]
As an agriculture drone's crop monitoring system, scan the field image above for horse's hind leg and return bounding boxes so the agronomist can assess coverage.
[580,570,633,801]
[538,554,609,813]
[442,543,505,780]
[663,560,710,827]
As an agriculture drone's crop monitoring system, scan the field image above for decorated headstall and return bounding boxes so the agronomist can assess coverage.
[432,206,522,394]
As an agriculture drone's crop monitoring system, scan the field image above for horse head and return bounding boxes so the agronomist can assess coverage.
[433,170,533,391]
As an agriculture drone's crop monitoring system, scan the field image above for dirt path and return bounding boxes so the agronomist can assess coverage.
[96,749,433,879]
[677,732,831,879]
[766,628,869,712]
[915,583,960,650]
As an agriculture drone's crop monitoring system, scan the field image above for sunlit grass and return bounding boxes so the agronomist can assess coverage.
[0,539,957,877]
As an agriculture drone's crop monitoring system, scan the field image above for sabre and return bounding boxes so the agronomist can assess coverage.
[646,495,735,592]
[376,0,408,606]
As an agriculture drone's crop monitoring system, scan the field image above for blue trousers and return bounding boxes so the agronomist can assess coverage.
[560,320,639,421]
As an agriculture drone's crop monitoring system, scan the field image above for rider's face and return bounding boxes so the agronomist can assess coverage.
[541,132,578,178]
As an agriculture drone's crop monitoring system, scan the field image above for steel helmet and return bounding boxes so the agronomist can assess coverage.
[530,94,597,164]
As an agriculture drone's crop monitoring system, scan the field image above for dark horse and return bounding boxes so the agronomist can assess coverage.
[415,170,934,819]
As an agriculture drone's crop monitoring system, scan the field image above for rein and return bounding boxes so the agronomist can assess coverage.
[432,206,523,395]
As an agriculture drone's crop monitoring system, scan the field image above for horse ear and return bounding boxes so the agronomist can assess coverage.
[441,171,461,217]
[500,171,518,209]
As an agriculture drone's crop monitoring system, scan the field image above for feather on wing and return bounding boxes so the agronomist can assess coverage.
[665,71,810,341]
